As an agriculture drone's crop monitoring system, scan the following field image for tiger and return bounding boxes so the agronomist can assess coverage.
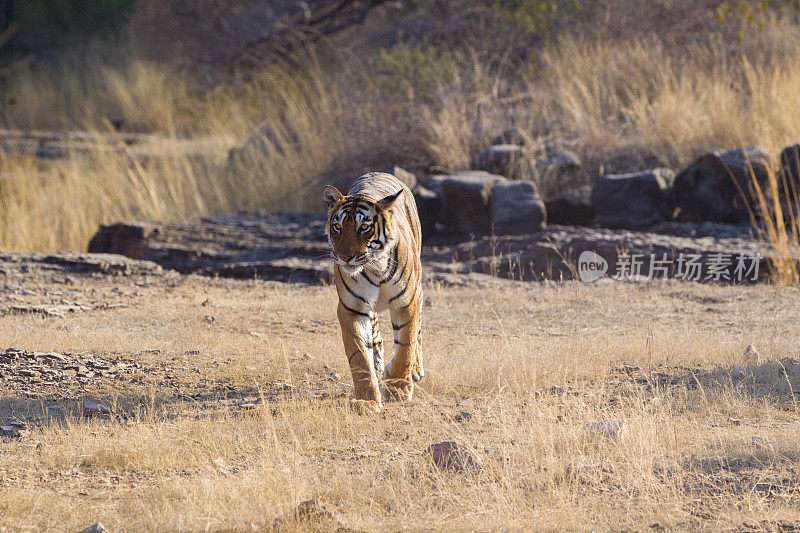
[322,172,424,413]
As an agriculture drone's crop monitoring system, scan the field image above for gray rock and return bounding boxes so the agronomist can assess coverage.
[440,171,507,233]
[420,174,449,195]
[471,144,523,178]
[490,180,546,234]
[426,441,481,472]
[536,150,581,175]
[780,144,800,193]
[82,400,112,417]
[545,185,594,226]
[674,146,771,222]
[592,168,675,230]
[78,522,109,533]
[413,185,441,236]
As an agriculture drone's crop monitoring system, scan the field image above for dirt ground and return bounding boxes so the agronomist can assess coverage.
[1,267,799,531]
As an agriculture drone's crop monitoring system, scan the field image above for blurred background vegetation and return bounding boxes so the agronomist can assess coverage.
[1,0,800,251]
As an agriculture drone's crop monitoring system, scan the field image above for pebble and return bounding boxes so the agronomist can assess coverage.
[426,441,482,472]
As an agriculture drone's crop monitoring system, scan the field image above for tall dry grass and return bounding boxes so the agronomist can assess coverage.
[3,12,800,251]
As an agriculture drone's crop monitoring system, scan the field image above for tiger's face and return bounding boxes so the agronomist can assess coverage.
[322,185,402,276]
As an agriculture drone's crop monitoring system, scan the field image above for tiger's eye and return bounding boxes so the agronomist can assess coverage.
[332,222,341,232]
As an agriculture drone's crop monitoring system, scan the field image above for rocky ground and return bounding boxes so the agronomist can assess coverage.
[0,248,798,530]
[87,212,771,284]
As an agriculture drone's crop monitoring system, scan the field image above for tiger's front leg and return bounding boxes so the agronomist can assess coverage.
[337,302,382,413]
[384,294,421,402]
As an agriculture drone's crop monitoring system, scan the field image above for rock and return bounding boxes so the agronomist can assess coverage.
[565,460,615,484]
[472,144,523,178]
[77,523,109,533]
[545,185,594,226]
[88,213,332,284]
[743,344,761,365]
[382,166,418,191]
[491,127,529,146]
[780,144,800,191]
[591,168,675,230]
[453,411,472,422]
[426,441,481,472]
[674,146,771,222]
[583,419,626,440]
[490,180,546,234]
[420,174,450,195]
[439,171,507,233]
[0,425,19,438]
[534,150,582,188]
[413,185,441,236]
[82,400,112,417]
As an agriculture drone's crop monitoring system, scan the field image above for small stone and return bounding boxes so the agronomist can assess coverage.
[184,350,200,356]
[205,315,215,324]
[728,417,742,426]
[743,344,761,365]
[82,400,111,417]
[565,460,615,484]
[239,402,258,409]
[78,522,109,533]
[18,369,39,377]
[0,425,18,438]
[37,352,66,363]
[426,441,482,472]
[583,419,627,440]
[453,411,472,422]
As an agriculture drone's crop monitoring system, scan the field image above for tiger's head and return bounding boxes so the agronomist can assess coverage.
[322,185,403,276]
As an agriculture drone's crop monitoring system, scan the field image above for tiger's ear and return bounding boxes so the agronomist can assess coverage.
[377,189,403,210]
[322,185,344,208]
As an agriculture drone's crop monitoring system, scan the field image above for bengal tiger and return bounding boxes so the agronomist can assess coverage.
[322,172,423,413]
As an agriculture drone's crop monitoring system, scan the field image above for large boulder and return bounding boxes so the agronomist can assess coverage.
[780,144,800,193]
[591,168,675,230]
[413,186,441,237]
[490,181,546,234]
[439,171,507,233]
[673,146,771,222]
[471,144,523,179]
[545,185,594,226]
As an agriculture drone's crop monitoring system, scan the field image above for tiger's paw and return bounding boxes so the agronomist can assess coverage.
[349,398,381,414]
[411,362,425,382]
[383,378,413,402]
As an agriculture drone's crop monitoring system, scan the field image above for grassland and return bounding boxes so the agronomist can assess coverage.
[2,2,800,252]
[0,272,799,531]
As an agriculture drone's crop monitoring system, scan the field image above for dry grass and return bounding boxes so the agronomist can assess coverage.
[2,8,800,252]
[1,273,800,530]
